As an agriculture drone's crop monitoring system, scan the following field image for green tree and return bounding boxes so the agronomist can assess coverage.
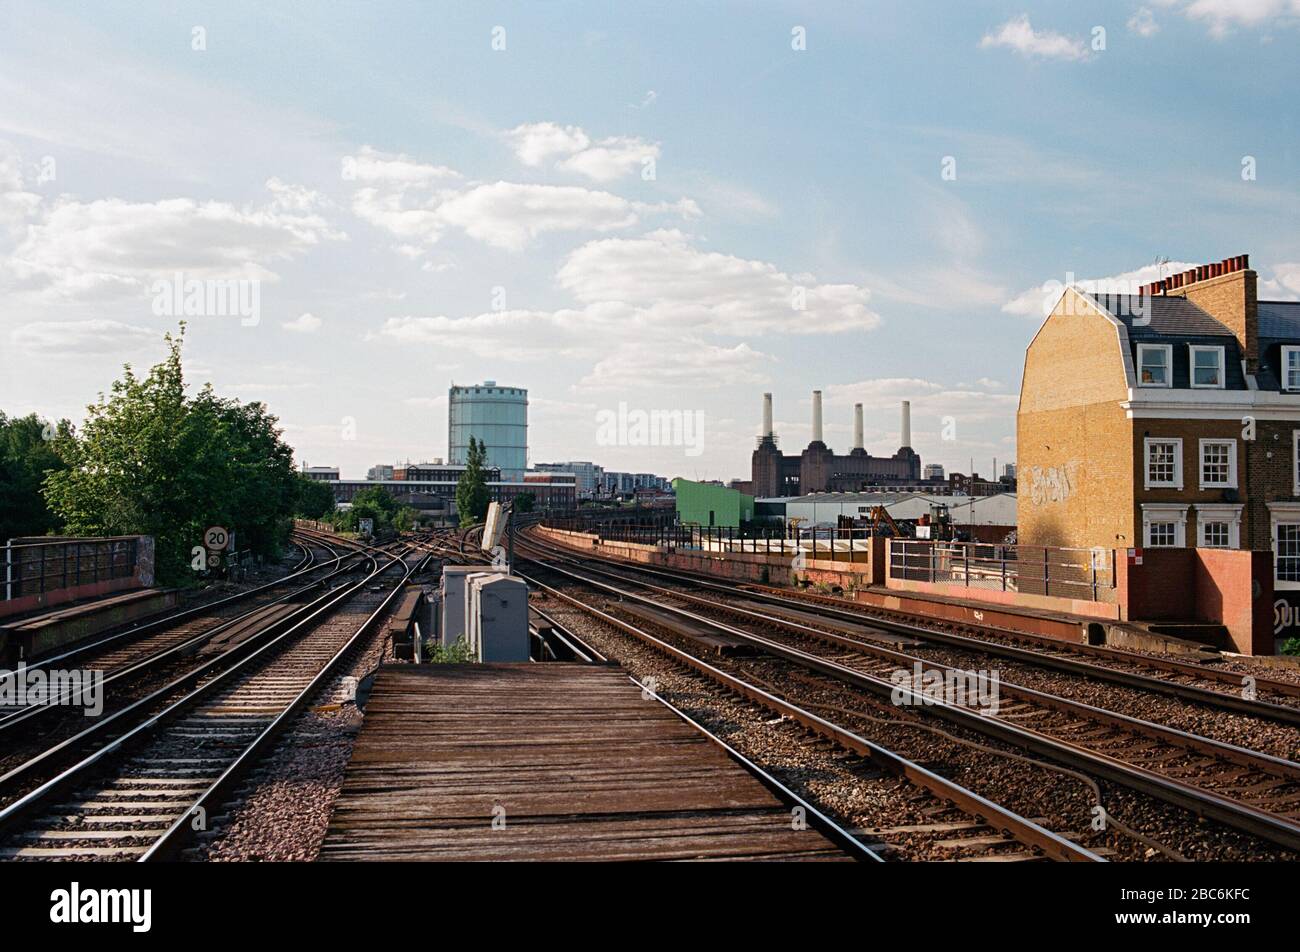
[512,492,535,513]
[0,412,70,541]
[294,474,337,520]
[455,436,490,527]
[43,326,299,582]
[393,505,418,533]
[336,485,397,535]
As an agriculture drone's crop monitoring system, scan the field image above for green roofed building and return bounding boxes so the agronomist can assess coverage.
[672,478,754,529]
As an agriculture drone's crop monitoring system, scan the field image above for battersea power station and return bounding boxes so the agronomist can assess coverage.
[751,391,921,497]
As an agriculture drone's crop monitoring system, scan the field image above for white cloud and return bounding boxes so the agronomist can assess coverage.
[1002,261,1198,317]
[283,312,322,333]
[980,15,1091,61]
[506,122,591,166]
[580,339,773,390]
[0,144,42,233]
[434,182,691,251]
[351,186,447,243]
[1260,262,1300,299]
[376,309,599,361]
[557,137,660,183]
[10,319,156,354]
[373,231,877,368]
[345,144,696,251]
[505,122,660,182]
[820,377,1018,466]
[1168,0,1300,36]
[341,145,460,187]
[556,230,879,335]
[1128,7,1161,36]
[5,176,343,301]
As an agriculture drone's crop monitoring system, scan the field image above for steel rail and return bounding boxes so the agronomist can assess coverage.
[522,542,1300,780]
[141,541,417,861]
[518,551,1300,854]
[0,541,398,836]
[525,531,1300,725]
[513,566,1103,863]
[0,536,358,736]
[630,675,882,862]
[0,532,354,686]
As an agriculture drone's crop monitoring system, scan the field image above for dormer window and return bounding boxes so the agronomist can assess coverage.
[1283,346,1300,391]
[1137,344,1171,387]
[1190,345,1225,388]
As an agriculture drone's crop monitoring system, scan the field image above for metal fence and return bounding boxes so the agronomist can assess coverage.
[889,540,1114,600]
[543,520,877,562]
[3,537,140,601]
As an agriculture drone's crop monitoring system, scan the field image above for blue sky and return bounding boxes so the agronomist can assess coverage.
[2,1,1298,480]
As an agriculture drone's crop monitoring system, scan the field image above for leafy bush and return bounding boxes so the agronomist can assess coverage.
[425,637,476,663]
[43,326,297,583]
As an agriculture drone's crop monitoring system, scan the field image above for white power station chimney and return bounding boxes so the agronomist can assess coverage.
[762,392,773,438]
[853,403,864,451]
[811,390,823,444]
[900,400,912,448]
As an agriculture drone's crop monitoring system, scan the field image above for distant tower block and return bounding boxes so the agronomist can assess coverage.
[811,390,824,444]
[448,381,529,481]
[900,400,912,449]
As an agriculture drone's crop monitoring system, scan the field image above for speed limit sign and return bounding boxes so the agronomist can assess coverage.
[206,553,222,569]
[204,526,230,551]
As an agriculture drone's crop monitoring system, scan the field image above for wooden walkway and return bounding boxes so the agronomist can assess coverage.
[320,663,849,861]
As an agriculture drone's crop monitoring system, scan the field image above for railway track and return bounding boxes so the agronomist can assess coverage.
[521,533,1300,738]
[512,533,1300,859]
[533,531,1300,722]
[446,529,1104,862]
[0,535,357,739]
[0,537,376,796]
[0,536,423,861]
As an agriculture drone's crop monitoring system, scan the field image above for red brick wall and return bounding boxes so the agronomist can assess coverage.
[1117,548,1195,620]
[1118,547,1273,654]
[1193,548,1273,655]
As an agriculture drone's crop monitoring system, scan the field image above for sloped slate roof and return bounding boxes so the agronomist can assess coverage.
[1259,301,1300,339]
[1085,292,1235,338]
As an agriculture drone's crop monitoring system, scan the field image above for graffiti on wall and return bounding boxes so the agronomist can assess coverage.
[1027,462,1080,507]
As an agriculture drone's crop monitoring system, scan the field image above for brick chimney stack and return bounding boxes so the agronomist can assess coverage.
[1165,254,1258,375]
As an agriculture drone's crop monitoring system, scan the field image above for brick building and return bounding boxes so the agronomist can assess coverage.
[1018,254,1300,595]
[751,391,921,497]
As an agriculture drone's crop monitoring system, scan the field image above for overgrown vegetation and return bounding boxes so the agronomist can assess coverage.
[0,412,70,541]
[40,325,299,583]
[425,637,476,663]
[330,484,414,537]
[1281,637,1300,657]
[456,436,490,527]
[293,474,336,520]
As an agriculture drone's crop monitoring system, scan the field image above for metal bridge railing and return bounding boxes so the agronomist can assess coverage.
[889,540,1115,601]
[541,520,877,563]
[3,537,140,601]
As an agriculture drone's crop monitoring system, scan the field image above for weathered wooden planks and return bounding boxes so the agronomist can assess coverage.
[320,663,849,861]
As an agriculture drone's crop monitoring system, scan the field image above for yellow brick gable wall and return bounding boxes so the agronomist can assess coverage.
[1017,291,1136,550]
